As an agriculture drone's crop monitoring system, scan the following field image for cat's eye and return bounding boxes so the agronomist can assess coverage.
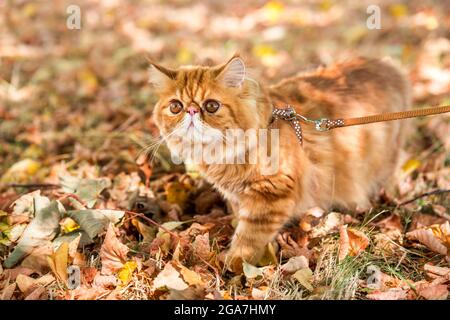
[169,100,183,114]
[203,99,221,113]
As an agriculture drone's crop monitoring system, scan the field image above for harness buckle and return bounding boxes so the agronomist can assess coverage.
[314,118,330,131]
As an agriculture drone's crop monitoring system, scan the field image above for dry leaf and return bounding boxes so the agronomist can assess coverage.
[280,256,309,273]
[153,263,188,291]
[310,212,343,238]
[93,274,119,288]
[292,268,314,291]
[118,260,138,285]
[243,262,263,280]
[339,225,369,261]
[47,242,69,283]
[415,282,448,300]
[192,232,212,262]
[24,286,46,300]
[178,264,204,286]
[16,274,37,293]
[367,288,408,300]
[0,283,16,300]
[100,223,129,275]
[406,228,447,255]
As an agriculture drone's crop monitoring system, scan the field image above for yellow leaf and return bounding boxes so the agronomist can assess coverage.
[47,242,69,284]
[262,1,284,23]
[389,4,408,18]
[402,159,421,174]
[118,260,138,285]
[1,159,41,184]
[319,0,334,11]
[78,68,99,95]
[61,217,80,233]
[253,44,277,59]
[165,182,191,208]
[176,48,193,65]
[22,3,37,18]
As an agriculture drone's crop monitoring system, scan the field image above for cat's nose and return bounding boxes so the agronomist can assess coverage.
[186,105,199,116]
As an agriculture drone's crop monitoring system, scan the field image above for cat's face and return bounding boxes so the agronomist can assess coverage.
[150,56,262,161]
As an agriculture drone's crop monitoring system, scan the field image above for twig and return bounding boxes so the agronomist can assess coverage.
[398,189,450,207]
[7,183,61,189]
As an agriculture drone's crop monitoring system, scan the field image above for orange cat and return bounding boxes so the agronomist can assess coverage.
[150,55,411,271]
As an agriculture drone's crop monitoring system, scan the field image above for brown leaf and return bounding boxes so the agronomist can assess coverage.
[280,256,309,273]
[339,225,369,261]
[406,228,447,255]
[16,274,37,293]
[20,244,53,275]
[375,214,403,231]
[415,282,448,300]
[0,283,16,300]
[153,263,188,291]
[367,288,409,300]
[100,223,129,275]
[93,274,119,288]
[424,263,450,279]
[192,232,212,262]
[24,285,47,300]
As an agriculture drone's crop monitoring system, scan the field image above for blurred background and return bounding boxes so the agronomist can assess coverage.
[0,0,449,185]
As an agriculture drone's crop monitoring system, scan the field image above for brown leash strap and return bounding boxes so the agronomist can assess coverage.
[321,105,450,130]
[272,105,450,143]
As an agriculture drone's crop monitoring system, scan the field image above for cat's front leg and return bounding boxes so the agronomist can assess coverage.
[225,197,295,272]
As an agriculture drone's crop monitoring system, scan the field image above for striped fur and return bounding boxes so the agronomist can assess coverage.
[151,56,411,271]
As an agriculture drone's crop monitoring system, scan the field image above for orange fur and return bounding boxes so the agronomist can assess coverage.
[151,56,411,271]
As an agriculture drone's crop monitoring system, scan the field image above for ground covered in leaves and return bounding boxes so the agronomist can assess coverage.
[0,0,449,300]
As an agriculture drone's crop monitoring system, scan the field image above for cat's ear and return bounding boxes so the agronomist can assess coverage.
[215,56,246,88]
[148,61,178,88]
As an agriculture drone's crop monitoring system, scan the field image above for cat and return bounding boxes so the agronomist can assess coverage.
[150,54,411,272]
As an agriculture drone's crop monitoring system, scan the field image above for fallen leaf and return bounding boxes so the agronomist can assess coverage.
[339,225,369,261]
[243,262,263,280]
[131,218,156,243]
[47,242,69,283]
[367,288,408,300]
[68,209,125,241]
[310,212,344,238]
[424,263,450,278]
[60,175,110,208]
[4,199,62,268]
[93,274,119,288]
[100,224,129,275]
[16,274,37,293]
[118,260,138,285]
[280,256,309,273]
[192,232,211,262]
[0,159,41,184]
[292,268,314,291]
[401,159,421,175]
[415,282,448,300]
[406,226,447,255]
[153,263,188,291]
[24,286,46,300]
[178,264,204,286]
[0,283,16,300]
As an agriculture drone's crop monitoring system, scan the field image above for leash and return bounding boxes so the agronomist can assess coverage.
[272,105,450,144]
